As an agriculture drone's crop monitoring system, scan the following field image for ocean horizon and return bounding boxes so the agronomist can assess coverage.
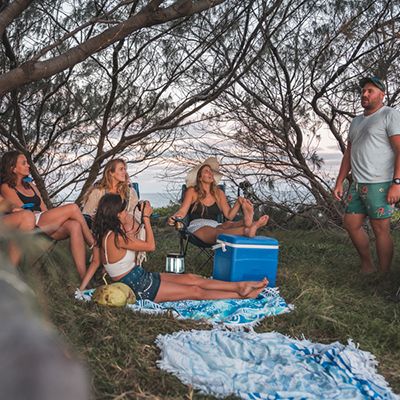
[141,192,178,208]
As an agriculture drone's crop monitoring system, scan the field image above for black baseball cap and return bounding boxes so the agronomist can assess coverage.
[359,76,386,92]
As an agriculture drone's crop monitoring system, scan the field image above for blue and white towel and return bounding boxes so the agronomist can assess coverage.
[75,287,292,328]
[156,329,399,400]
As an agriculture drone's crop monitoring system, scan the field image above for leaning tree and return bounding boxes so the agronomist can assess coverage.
[0,0,283,205]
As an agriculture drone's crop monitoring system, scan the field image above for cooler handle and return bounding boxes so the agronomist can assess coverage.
[212,242,227,252]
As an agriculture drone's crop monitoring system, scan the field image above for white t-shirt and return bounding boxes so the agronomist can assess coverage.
[349,106,400,183]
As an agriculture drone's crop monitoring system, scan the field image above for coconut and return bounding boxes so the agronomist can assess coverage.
[110,282,136,304]
[92,284,127,307]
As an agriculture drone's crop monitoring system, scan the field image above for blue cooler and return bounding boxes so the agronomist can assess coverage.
[212,234,279,287]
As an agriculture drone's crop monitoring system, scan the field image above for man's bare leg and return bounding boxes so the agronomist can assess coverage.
[343,213,375,274]
[370,218,393,273]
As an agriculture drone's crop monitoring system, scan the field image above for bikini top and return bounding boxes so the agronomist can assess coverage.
[15,184,42,212]
[103,231,136,278]
[189,201,221,222]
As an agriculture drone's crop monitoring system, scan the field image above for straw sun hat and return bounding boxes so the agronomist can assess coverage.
[185,157,223,187]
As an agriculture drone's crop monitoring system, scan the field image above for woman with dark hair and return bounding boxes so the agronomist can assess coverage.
[79,193,267,301]
[169,157,269,244]
[0,151,97,278]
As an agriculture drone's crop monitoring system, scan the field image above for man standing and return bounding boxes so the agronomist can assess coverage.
[333,76,400,274]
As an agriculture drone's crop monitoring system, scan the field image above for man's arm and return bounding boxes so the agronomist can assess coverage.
[333,142,352,201]
[387,135,400,204]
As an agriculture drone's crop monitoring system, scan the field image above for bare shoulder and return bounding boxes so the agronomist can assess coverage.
[104,231,117,248]
[216,187,227,197]
[29,182,41,194]
[0,183,13,195]
[185,187,197,199]
[116,231,138,250]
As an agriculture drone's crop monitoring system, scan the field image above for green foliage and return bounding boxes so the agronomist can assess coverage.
[391,209,400,223]
[19,227,400,398]
[153,203,180,218]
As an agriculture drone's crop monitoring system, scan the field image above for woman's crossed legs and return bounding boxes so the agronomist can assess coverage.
[37,204,96,278]
[193,215,269,244]
[37,203,94,246]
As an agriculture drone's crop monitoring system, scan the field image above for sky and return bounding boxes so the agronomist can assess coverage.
[131,130,344,195]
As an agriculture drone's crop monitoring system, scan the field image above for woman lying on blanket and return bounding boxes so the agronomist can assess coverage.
[169,157,269,244]
[0,194,36,265]
[79,193,268,302]
[0,151,97,278]
[81,158,146,265]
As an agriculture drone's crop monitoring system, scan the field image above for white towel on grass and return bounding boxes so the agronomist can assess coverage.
[156,329,399,400]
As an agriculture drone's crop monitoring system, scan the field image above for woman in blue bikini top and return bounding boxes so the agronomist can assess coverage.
[0,150,99,279]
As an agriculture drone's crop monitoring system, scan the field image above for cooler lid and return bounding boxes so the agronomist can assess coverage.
[216,234,278,246]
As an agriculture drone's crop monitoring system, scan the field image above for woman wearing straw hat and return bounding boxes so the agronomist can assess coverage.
[169,157,269,244]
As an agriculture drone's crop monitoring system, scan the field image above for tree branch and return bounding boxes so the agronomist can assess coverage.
[0,0,32,38]
[0,0,226,95]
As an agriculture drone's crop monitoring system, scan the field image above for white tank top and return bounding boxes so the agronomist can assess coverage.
[103,231,136,278]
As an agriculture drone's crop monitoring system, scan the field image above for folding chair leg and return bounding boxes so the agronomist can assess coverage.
[180,235,190,257]
[199,256,213,270]
[196,248,214,270]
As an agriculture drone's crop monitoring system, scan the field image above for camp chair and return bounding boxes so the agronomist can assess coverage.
[175,184,225,270]
[131,182,140,199]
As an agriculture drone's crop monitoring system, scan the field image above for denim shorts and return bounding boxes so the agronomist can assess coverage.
[345,181,395,219]
[119,266,161,301]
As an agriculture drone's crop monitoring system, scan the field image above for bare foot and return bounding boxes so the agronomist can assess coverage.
[238,277,268,297]
[245,286,265,299]
[360,261,376,275]
[245,215,269,237]
[242,199,254,227]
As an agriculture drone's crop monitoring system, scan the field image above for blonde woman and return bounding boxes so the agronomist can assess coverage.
[82,158,145,264]
[169,158,269,244]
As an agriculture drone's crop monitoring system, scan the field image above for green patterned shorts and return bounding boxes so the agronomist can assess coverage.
[345,181,395,219]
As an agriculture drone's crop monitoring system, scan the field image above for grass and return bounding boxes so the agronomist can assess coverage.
[19,226,400,399]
